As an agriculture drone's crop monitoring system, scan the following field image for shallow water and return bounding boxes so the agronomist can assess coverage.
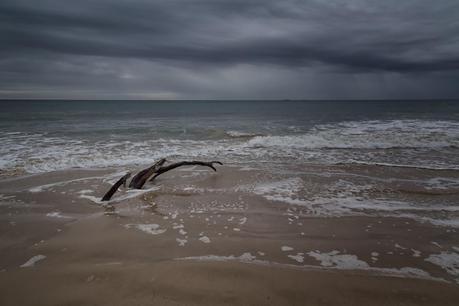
[1,100,459,227]
[1,100,458,172]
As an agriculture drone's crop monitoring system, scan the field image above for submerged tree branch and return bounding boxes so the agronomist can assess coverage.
[101,172,131,201]
[100,159,222,201]
[129,158,166,189]
[149,161,222,182]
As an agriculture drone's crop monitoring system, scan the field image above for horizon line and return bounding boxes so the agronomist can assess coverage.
[1,98,459,102]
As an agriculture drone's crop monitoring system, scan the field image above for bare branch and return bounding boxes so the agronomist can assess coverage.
[100,159,221,202]
[129,158,167,189]
[149,161,222,182]
[101,172,131,201]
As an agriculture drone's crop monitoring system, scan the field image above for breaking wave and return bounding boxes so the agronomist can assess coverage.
[245,120,459,150]
[1,119,458,174]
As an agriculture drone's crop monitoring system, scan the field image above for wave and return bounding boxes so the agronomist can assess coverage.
[225,130,262,138]
[1,119,458,174]
[177,252,447,283]
[245,120,459,150]
[333,161,459,171]
[249,177,459,227]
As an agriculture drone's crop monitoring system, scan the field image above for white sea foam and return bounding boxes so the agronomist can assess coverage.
[124,224,166,235]
[199,236,211,243]
[29,176,104,193]
[253,177,305,206]
[288,253,304,263]
[20,255,46,268]
[77,189,94,194]
[2,119,458,174]
[176,238,187,246]
[0,132,229,174]
[425,252,459,283]
[342,161,459,171]
[307,250,370,269]
[80,186,160,204]
[245,120,459,150]
[46,212,72,219]
[0,194,15,201]
[250,177,459,227]
[226,131,259,138]
[177,252,445,283]
[239,217,247,225]
[411,249,422,257]
[180,252,256,262]
[424,177,459,191]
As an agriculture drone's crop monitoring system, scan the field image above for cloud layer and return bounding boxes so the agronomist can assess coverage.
[1,0,459,99]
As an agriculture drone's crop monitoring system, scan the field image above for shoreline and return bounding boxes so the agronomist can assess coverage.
[2,260,459,306]
[0,165,458,305]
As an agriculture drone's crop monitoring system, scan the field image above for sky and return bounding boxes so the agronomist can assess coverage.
[1,0,459,100]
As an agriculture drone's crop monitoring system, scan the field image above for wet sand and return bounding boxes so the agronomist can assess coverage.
[1,166,458,305]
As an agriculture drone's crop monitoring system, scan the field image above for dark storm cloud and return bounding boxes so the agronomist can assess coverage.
[1,0,459,99]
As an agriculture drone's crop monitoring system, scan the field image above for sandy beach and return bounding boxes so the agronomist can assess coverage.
[2,0,459,303]
[1,165,458,305]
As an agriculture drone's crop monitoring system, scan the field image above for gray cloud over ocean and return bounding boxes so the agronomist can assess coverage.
[1,0,459,99]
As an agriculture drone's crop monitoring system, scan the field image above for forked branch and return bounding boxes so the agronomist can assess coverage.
[149,161,223,182]
[101,172,131,201]
[100,159,222,202]
[129,158,166,189]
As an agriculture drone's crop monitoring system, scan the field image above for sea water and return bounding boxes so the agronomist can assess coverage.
[1,100,458,226]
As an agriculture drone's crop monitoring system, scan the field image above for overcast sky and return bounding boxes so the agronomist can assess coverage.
[1,0,459,99]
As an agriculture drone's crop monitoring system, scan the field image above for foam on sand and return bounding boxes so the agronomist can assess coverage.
[176,252,445,283]
[199,236,211,243]
[20,255,46,268]
[180,252,256,262]
[239,217,247,225]
[176,238,187,246]
[251,177,459,228]
[253,178,306,206]
[288,253,304,263]
[80,186,160,204]
[307,250,369,269]
[425,252,459,283]
[46,212,72,219]
[29,176,104,193]
[124,224,166,235]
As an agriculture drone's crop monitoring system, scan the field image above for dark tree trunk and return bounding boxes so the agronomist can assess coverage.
[149,161,222,182]
[101,172,131,201]
[100,159,222,202]
[129,158,166,189]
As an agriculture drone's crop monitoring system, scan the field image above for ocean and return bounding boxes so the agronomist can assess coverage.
[1,100,459,226]
[1,100,458,172]
[1,99,459,287]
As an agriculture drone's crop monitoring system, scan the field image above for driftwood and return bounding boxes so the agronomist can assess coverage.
[129,158,166,189]
[101,172,131,201]
[149,161,223,182]
[101,159,222,201]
